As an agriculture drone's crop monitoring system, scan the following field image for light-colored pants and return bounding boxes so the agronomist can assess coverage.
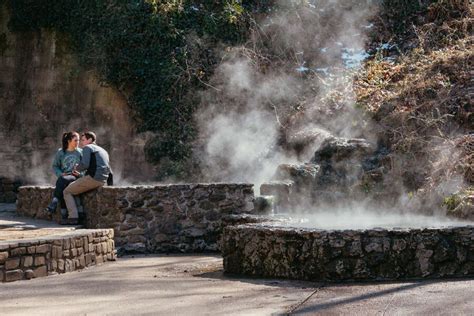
[63,176,104,219]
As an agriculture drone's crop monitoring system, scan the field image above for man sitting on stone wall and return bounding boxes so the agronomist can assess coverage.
[62,131,112,225]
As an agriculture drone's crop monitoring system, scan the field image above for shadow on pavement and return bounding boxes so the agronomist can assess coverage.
[289,277,474,315]
[197,270,324,290]
[290,282,428,315]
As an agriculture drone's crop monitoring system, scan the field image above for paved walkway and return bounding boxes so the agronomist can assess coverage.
[0,203,80,241]
[0,254,473,315]
[1,203,473,315]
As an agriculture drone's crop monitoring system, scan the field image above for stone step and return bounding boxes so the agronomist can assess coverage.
[0,204,116,283]
[0,229,116,282]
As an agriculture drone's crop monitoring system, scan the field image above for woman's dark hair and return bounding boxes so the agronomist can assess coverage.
[62,131,79,152]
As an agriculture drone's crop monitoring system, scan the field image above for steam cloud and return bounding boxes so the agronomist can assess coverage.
[196,0,472,226]
[285,206,471,230]
[197,58,297,188]
[197,0,378,187]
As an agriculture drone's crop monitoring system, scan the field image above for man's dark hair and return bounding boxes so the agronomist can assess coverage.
[82,131,96,143]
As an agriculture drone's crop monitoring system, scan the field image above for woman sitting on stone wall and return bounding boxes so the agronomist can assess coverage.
[44,131,82,215]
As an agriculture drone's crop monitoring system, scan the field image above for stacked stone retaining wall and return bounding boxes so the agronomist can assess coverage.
[17,184,255,253]
[0,229,115,282]
[222,224,474,281]
[0,177,21,203]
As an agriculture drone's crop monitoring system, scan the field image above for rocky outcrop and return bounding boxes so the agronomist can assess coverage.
[311,137,375,164]
[262,136,387,210]
[274,163,320,185]
[285,128,333,160]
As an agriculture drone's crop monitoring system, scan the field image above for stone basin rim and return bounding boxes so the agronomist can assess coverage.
[19,182,254,189]
[229,223,474,233]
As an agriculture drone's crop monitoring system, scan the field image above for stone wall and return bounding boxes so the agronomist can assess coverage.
[0,177,22,203]
[0,229,115,282]
[17,184,255,253]
[16,186,55,220]
[222,224,474,281]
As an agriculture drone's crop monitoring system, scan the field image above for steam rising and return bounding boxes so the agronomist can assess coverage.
[1,1,467,228]
[198,59,297,187]
[284,207,471,230]
[205,110,282,182]
[197,0,378,185]
[196,0,468,225]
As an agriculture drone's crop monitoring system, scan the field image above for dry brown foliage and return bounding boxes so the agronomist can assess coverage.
[355,0,473,208]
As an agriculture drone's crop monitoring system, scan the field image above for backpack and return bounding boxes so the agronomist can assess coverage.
[107,171,114,186]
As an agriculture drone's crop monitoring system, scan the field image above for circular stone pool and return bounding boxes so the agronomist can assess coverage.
[222,215,474,281]
[271,210,472,230]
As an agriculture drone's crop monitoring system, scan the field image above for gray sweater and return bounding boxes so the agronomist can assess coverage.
[77,144,111,182]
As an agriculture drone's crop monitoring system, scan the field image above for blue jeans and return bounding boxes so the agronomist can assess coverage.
[54,175,78,209]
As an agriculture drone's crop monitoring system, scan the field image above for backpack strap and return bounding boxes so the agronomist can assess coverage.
[85,152,97,177]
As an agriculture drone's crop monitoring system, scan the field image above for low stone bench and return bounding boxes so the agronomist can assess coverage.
[17,184,255,253]
[1,229,115,282]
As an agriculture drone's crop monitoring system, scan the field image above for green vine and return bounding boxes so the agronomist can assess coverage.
[4,0,251,178]
[3,0,448,179]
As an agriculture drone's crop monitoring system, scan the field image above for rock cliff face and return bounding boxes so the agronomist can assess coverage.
[0,7,153,194]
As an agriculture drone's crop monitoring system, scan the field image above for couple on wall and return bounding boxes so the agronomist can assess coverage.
[45,131,113,225]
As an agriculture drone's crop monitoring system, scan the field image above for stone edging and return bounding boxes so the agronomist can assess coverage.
[0,177,21,203]
[222,224,474,281]
[17,184,255,253]
[0,229,115,282]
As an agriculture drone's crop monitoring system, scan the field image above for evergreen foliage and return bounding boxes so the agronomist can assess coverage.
[4,0,251,177]
[2,0,458,180]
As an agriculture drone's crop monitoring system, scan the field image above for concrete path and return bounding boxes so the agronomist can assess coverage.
[1,203,473,315]
[0,254,315,315]
[0,203,80,241]
[290,279,474,315]
[1,254,473,315]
